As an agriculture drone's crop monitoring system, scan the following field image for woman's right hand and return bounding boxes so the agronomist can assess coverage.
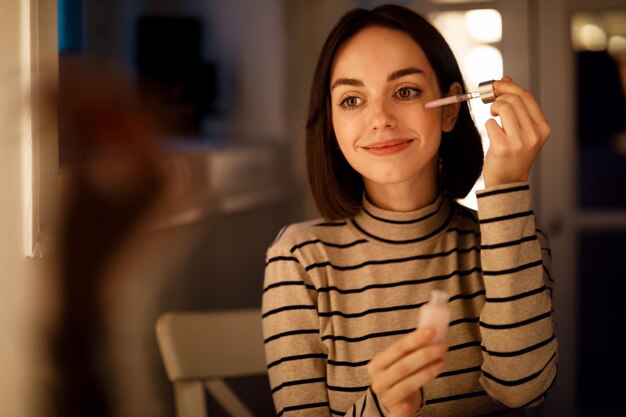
[368,327,447,417]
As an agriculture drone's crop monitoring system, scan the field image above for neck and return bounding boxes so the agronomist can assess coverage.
[363,164,439,212]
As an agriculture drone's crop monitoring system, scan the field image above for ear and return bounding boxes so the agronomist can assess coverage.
[442,82,462,133]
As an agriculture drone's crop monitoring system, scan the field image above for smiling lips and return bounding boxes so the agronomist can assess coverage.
[361,138,414,156]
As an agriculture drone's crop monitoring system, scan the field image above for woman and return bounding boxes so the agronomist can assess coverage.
[262,5,557,416]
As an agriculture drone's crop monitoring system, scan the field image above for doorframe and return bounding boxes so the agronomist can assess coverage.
[535,0,577,414]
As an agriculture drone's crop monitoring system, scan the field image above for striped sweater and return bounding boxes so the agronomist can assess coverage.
[262,182,558,416]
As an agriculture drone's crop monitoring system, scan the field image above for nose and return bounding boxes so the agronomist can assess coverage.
[369,99,396,130]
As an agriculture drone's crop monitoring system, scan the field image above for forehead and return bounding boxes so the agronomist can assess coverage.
[331,26,435,82]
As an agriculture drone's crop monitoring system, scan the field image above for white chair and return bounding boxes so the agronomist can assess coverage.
[155,308,268,417]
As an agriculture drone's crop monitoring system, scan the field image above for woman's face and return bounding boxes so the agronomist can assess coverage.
[330,26,455,198]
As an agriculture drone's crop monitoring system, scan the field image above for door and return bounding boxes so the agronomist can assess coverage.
[538,0,626,417]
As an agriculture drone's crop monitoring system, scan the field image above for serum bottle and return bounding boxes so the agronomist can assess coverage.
[417,290,451,343]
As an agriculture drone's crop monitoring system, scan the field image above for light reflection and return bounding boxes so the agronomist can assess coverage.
[580,23,608,51]
[464,45,503,87]
[464,9,502,43]
[608,35,626,59]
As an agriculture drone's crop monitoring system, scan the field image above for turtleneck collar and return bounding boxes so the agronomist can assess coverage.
[349,194,455,245]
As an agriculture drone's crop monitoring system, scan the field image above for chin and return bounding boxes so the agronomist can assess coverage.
[364,171,417,186]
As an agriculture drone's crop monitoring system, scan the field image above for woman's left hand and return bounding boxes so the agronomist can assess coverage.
[482,76,551,188]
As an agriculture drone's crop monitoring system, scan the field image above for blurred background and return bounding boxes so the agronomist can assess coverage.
[1,0,625,416]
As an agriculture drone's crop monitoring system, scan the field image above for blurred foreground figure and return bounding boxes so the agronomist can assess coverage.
[50,58,164,417]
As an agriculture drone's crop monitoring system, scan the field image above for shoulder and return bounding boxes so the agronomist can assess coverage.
[451,200,481,231]
[267,218,349,254]
[454,201,479,223]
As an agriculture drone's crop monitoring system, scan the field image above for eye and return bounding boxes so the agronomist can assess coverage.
[339,96,364,109]
[395,86,422,100]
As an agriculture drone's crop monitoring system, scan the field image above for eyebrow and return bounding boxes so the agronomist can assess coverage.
[330,67,425,91]
[330,78,364,91]
[388,67,424,81]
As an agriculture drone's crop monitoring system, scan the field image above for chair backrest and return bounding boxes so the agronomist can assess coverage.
[155,308,268,417]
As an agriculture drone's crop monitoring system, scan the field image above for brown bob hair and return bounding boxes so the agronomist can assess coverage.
[306,4,484,220]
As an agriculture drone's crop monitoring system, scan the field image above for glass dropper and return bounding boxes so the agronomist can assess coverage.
[424,80,497,109]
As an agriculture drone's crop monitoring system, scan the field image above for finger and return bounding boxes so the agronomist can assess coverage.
[374,342,447,393]
[504,93,549,149]
[389,401,413,417]
[492,92,549,152]
[493,78,543,122]
[386,342,447,380]
[485,118,506,149]
[495,93,535,136]
[493,79,550,137]
[383,359,446,409]
[369,328,435,373]
[488,98,522,146]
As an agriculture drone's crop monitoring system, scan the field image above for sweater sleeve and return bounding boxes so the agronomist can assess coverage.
[475,182,558,409]
[262,231,391,417]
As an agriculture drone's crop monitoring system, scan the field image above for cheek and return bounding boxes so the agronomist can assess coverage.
[332,112,363,150]
[404,108,444,154]
[410,107,443,134]
[332,115,364,172]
